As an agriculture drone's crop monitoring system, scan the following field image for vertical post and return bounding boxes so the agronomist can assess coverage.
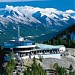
[18,24,20,41]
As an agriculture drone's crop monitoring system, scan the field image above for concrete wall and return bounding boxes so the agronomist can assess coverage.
[21,54,61,59]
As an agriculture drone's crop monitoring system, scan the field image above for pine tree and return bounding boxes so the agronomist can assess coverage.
[24,57,47,75]
[4,52,16,75]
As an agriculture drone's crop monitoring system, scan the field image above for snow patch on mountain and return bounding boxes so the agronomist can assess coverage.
[66,10,75,14]
[0,5,74,24]
[0,5,75,43]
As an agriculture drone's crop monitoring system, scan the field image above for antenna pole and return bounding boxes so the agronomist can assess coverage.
[18,24,20,41]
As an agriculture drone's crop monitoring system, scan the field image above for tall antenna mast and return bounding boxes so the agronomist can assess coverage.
[17,24,24,41]
[18,24,20,41]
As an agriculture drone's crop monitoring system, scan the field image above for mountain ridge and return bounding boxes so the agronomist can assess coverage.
[0,5,75,45]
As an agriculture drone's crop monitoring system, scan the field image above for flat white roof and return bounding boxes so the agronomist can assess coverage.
[15,45,36,48]
[36,43,65,50]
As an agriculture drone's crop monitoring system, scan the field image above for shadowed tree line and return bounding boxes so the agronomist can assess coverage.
[44,25,75,48]
[0,46,4,75]
[53,63,75,75]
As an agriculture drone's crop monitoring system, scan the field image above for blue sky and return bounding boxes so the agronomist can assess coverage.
[0,0,74,11]
[0,0,45,2]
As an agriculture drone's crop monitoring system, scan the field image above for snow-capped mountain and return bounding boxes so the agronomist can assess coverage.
[0,5,75,44]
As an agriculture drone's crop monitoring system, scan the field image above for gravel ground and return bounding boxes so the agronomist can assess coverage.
[42,58,72,69]
[23,58,42,67]
[42,48,75,70]
[22,48,75,72]
[21,48,75,75]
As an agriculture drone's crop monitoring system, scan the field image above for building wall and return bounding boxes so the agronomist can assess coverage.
[22,54,61,59]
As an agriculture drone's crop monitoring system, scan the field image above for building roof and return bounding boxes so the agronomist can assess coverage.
[4,39,34,48]
[36,43,65,50]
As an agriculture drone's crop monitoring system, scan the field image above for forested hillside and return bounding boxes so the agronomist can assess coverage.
[44,25,75,48]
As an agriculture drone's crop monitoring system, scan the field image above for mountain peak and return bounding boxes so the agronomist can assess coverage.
[0,5,75,44]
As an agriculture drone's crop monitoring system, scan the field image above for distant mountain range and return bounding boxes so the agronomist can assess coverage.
[0,5,75,45]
